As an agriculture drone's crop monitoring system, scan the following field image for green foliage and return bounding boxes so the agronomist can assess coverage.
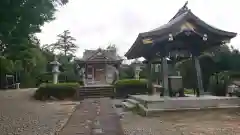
[176,53,230,91]
[33,82,80,100]
[0,56,14,73]
[184,89,195,94]
[115,79,149,98]
[176,58,197,89]
[119,65,134,79]
[0,0,68,48]
[0,0,68,89]
[55,30,78,56]
[209,71,230,96]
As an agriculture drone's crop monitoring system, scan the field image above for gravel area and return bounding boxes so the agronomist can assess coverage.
[0,89,78,135]
[121,108,240,135]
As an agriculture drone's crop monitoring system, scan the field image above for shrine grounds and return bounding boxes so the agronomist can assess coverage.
[121,108,240,135]
[0,89,78,135]
[0,89,239,135]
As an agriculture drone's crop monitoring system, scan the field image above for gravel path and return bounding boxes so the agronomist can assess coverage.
[121,109,240,135]
[0,89,78,135]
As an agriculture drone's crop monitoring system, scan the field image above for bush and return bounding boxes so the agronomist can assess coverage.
[209,71,240,96]
[235,91,240,97]
[33,83,80,100]
[225,71,240,79]
[209,71,230,96]
[176,54,218,91]
[115,79,149,98]
[78,80,84,85]
[184,89,195,95]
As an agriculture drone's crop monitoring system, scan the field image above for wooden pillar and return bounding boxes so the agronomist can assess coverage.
[191,44,204,97]
[92,65,94,83]
[146,60,153,94]
[193,56,204,96]
[157,43,169,97]
[84,63,87,85]
[161,57,169,96]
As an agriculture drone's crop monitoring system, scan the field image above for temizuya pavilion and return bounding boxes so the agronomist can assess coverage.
[125,2,237,97]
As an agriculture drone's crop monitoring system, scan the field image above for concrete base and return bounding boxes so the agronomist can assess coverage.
[123,94,240,116]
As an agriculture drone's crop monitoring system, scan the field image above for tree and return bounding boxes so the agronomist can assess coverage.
[175,44,240,91]
[55,30,78,56]
[42,43,58,54]
[0,0,68,53]
[0,0,69,88]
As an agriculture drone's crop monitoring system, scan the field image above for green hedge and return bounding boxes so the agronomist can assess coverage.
[115,79,149,98]
[33,83,80,100]
[36,72,81,86]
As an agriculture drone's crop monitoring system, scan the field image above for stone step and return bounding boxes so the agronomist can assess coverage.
[77,87,114,99]
[84,95,110,98]
[122,101,135,110]
[125,98,139,105]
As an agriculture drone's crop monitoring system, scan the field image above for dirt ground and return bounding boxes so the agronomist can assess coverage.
[121,108,240,135]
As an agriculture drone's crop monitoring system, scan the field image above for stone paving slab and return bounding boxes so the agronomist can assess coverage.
[59,98,124,135]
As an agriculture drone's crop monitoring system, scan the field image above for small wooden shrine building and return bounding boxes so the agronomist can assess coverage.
[76,48,122,85]
[125,2,237,97]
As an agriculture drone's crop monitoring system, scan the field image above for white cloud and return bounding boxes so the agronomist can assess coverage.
[37,0,240,58]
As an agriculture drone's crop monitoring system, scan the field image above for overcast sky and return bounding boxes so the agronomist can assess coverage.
[37,0,240,59]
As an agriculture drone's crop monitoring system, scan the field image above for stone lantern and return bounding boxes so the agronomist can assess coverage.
[133,60,141,80]
[135,66,141,80]
[50,56,61,84]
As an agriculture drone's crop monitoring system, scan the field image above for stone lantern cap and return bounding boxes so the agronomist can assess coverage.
[50,55,61,65]
[135,66,141,71]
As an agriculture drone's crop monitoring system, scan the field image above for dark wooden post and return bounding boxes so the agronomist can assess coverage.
[146,59,153,94]
[161,57,169,97]
[158,45,169,97]
[190,45,204,97]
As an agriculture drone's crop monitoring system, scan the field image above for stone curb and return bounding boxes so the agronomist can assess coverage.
[53,102,80,135]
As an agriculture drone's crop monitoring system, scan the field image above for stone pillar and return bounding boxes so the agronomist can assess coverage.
[161,57,169,96]
[53,73,58,84]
